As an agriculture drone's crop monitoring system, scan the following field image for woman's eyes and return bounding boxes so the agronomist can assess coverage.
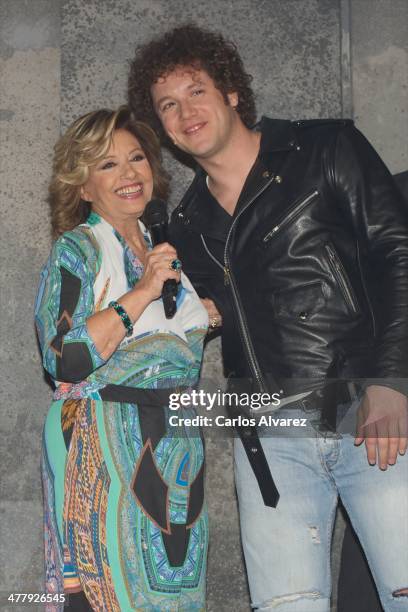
[100,161,115,170]
[100,154,145,170]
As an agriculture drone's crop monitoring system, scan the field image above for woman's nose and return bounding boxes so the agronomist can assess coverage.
[121,161,137,179]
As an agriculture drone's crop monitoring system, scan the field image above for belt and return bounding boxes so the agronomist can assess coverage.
[99,384,189,405]
[232,380,357,508]
[300,380,358,432]
[99,384,192,451]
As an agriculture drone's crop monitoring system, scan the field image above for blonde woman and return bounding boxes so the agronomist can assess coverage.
[35,107,208,611]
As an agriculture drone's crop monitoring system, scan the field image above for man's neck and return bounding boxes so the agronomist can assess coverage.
[198,123,261,216]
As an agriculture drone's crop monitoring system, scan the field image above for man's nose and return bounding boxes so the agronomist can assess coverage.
[179,99,196,119]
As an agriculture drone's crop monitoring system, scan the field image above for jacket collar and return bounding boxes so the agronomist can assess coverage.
[257,116,299,155]
[175,117,298,237]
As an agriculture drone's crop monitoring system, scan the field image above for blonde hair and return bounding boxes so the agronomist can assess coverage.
[49,106,169,237]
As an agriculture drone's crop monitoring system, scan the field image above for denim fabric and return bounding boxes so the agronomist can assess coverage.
[234,400,408,611]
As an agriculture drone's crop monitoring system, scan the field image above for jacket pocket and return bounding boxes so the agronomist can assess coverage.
[324,242,360,315]
[262,190,319,243]
[272,280,327,321]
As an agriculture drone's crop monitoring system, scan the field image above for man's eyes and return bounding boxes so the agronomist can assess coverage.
[161,90,204,113]
[162,101,175,112]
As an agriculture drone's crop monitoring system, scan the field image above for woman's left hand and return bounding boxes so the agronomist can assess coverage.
[201,298,222,331]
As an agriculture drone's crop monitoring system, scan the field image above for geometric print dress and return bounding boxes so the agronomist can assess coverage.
[34,212,209,611]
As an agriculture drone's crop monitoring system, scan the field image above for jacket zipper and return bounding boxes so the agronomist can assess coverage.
[224,175,277,391]
[325,243,359,314]
[200,234,227,278]
[357,241,376,336]
[201,175,276,392]
[263,190,319,242]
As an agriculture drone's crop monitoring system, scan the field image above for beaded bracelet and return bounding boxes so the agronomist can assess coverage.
[108,300,134,337]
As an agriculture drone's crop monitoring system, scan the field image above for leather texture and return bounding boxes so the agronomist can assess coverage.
[169,117,408,397]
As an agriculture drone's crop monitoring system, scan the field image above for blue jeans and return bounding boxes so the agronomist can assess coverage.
[234,399,408,611]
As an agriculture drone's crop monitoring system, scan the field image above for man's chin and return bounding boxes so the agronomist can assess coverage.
[175,136,214,158]
[180,144,215,160]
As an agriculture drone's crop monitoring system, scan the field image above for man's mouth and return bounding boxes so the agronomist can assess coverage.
[184,122,207,135]
[115,183,143,198]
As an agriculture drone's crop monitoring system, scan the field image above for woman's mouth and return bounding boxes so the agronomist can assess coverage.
[115,183,143,199]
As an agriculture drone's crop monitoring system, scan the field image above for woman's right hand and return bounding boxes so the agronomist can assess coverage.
[86,243,181,361]
[135,243,181,302]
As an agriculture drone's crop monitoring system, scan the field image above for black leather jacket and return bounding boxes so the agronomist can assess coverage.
[169,117,408,399]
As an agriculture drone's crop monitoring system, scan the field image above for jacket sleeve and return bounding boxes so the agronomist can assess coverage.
[34,232,106,383]
[331,124,408,388]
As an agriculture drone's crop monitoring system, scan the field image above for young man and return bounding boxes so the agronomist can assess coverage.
[128,25,408,611]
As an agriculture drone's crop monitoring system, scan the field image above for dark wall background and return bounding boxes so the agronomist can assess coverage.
[0,1,406,610]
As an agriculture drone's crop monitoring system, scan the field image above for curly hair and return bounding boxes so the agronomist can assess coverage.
[128,23,256,140]
[49,106,169,238]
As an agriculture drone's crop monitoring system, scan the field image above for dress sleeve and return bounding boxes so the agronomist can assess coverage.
[35,230,107,383]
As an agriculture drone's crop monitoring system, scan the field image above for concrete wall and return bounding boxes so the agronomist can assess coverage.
[0,1,406,611]
[0,1,60,609]
[351,0,408,173]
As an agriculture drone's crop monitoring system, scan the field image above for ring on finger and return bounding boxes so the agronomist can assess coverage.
[210,317,219,329]
[169,258,182,271]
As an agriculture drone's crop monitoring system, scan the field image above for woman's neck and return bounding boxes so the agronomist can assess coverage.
[95,210,147,257]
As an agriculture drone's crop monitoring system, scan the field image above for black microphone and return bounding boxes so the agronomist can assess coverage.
[144,198,178,319]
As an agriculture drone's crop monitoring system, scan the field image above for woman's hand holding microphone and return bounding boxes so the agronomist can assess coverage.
[135,242,181,302]
[87,243,181,359]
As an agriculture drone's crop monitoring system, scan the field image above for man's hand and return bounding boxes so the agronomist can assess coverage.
[201,298,222,331]
[355,384,408,469]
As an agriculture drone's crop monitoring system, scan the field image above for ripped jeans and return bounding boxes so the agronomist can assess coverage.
[234,401,408,611]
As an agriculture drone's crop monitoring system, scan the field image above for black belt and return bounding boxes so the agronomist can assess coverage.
[99,384,192,450]
[99,384,189,405]
[232,380,357,508]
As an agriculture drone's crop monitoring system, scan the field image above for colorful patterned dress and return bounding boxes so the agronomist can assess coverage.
[35,212,209,611]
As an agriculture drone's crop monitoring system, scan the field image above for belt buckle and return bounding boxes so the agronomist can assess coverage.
[310,417,342,439]
[301,397,315,413]
[300,388,323,413]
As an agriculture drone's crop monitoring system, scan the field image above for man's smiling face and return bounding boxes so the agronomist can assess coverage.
[151,66,239,160]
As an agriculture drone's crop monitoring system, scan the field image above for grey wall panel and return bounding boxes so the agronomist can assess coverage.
[0,0,61,607]
[351,0,408,173]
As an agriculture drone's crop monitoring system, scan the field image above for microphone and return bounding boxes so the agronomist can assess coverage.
[144,198,178,319]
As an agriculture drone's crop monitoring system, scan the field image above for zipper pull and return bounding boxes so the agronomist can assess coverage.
[224,267,230,286]
[263,225,280,242]
[327,246,339,269]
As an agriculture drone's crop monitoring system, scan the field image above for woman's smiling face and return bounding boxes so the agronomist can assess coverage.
[81,128,154,225]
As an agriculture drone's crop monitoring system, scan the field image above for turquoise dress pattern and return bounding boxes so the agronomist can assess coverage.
[35,212,209,611]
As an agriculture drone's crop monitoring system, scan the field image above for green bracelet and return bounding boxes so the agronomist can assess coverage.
[109,300,134,337]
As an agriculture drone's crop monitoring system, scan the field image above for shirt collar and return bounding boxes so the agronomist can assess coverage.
[85,210,152,248]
